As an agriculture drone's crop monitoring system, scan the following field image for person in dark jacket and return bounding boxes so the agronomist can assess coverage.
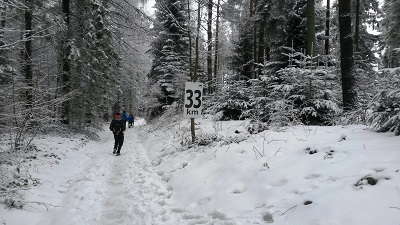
[109,112,126,156]
[127,114,135,128]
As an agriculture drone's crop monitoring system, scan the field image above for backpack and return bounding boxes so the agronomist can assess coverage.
[112,120,124,134]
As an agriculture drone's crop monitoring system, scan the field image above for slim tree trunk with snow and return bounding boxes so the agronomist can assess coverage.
[325,0,330,55]
[213,0,220,92]
[24,0,33,110]
[354,0,360,52]
[207,0,213,94]
[61,0,70,124]
[257,13,265,75]
[187,0,193,81]
[306,0,316,57]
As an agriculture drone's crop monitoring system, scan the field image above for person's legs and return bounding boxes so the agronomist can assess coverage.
[113,134,118,154]
[116,135,124,155]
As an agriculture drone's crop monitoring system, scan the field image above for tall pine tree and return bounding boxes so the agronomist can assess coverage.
[148,0,190,117]
[382,0,400,68]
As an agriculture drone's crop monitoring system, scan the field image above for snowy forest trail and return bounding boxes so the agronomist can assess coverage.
[35,119,181,225]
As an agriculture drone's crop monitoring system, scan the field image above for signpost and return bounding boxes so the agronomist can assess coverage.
[184,82,203,142]
[183,82,203,118]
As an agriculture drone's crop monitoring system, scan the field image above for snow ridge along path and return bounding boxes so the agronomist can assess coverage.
[34,118,182,225]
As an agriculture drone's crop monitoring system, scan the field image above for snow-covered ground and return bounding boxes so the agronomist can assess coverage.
[1,117,400,225]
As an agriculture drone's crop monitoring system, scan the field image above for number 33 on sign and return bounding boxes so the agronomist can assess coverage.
[183,82,203,118]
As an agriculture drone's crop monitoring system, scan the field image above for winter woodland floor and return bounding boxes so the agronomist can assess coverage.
[1,117,400,225]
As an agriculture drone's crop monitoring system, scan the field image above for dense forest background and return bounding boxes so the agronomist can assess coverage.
[0,0,399,151]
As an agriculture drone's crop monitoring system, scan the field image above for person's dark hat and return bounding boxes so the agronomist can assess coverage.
[114,112,121,115]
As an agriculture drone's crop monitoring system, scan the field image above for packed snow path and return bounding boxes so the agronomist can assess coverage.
[36,119,182,225]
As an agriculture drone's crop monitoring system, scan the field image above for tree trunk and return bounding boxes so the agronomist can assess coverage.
[195,0,200,83]
[257,13,266,76]
[0,1,7,66]
[213,0,220,92]
[61,0,70,124]
[0,1,5,47]
[325,0,330,55]
[250,0,257,79]
[354,0,360,52]
[338,0,357,110]
[191,0,202,143]
[306,0,316,57]
[207,0,213,93]
[24,0,33,109]
[187,0,193,81]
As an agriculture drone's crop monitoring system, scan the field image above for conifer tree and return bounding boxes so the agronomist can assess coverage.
[148,0,190,116]
[67,0,121,125]
[381,0,400,68]
[230,19,254,80]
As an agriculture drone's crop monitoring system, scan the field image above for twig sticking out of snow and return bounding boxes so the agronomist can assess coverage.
[389,206,400,211]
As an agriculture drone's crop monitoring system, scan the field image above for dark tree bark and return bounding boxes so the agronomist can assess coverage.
[0,1,7,67]
[0,2,5,47]
[338,0,357,110]
[207,0,213,93]
[24,0,33,109]
[187,0,193,81]
[306,0,316,57]
[250,0,257,79]
[61,0,70,124]
[257,13,266,77]
[213,0,220,92]
[325,0,330,55]
[354,0,360,52]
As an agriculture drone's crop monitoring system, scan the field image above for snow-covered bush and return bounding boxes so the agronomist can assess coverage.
[368,68,400,135]
[267,67,341,125]
[206,66,341,126]
[205,80,251,121]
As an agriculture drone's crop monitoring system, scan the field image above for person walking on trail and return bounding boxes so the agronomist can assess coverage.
[122,111,128,123]
[127,114,135,128]
[109,112,126,156]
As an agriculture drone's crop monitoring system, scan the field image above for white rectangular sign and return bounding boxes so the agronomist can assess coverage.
[183,82,203,118]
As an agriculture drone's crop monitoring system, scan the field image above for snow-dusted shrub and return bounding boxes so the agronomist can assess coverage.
[180,132,221,147]
[206,66,341,126]
[205,80,251,121]
[367,68,400,135]
[247,120,268,134]
[269,67,341,125]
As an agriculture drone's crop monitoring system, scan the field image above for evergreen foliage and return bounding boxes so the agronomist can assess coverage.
[66,0,121,126]
[368,67,400,135]
[207,64,341,126]
[381,0,400,68]
[230,19,254,80]
[0,0,150,150]
[148,0,190,118]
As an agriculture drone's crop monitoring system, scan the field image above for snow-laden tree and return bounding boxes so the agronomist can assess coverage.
[381,0,400,68]
[208,64,341,126]
[368,68,400,135]
[230,18,254,80]
[63,0,121,126]
[0,0,150,148]
[0,0,65,148]
[147,0,190,117]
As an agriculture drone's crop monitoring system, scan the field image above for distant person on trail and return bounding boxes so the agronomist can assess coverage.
[109,112,126,156]
[127,114,135,128]
[122,111,128,123]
